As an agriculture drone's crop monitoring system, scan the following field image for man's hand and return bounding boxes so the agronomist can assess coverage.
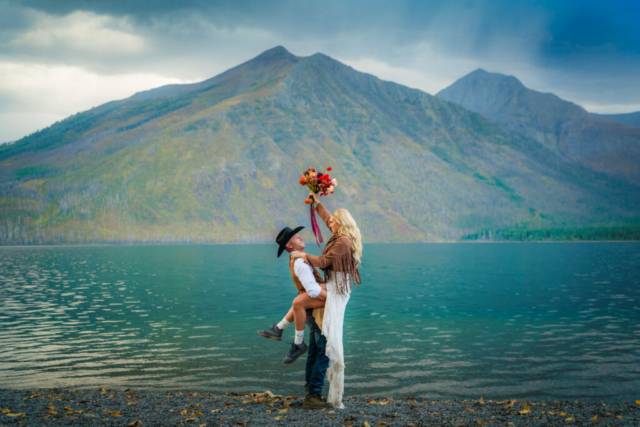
[316,283,327,301]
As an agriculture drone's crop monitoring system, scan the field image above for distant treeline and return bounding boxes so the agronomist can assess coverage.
[461,225,640,242]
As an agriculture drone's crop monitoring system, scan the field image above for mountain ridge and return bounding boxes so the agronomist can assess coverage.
[436,69,640,183]
[1,47,639,245]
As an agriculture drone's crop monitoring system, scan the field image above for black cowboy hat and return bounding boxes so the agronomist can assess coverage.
[276,226,305,258]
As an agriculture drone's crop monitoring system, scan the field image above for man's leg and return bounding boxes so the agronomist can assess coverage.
[304,309,318,395]
[308,323,329,396]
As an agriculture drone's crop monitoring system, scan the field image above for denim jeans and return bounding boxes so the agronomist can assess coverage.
[305,308,329,395]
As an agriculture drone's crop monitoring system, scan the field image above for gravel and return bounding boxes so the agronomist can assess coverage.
[1,388,639,426]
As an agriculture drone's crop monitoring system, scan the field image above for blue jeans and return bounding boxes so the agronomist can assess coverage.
[305,308,329,395]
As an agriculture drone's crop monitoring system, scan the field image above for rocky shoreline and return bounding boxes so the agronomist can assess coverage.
[1,388,639,426]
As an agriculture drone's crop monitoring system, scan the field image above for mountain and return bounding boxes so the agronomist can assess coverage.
[436,69,640,184]
[1,47,639,245]
[594,111,640,128]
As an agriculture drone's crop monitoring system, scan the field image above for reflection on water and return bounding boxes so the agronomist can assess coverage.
[1,243,639,402]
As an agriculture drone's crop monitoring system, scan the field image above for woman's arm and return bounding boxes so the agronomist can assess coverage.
[305,236,351,268]
[314,199,333,230]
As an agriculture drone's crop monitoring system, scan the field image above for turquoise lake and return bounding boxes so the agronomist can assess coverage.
[1,243,639,403]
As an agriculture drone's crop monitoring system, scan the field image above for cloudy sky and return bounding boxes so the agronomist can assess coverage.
[1,0,639,144]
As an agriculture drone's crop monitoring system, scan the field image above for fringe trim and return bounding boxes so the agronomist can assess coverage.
[323,252,361,295]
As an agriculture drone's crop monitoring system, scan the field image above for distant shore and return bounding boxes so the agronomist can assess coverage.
[1,388,638,426]
[1,239,640,248]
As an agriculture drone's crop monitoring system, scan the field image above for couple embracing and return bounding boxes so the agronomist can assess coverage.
[257,191,362,410]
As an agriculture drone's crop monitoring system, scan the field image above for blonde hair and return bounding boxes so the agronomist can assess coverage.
[331,209,363,266]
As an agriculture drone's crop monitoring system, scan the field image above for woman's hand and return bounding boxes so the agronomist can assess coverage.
[290,252,307,261]
[309,191,320,205]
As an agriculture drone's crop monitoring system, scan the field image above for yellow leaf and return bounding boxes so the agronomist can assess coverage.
[6,413,26,417]
[636,399,640,405]
[242,400,252,404]
[128,402,137,405]
[616,415,623,419]
[283,401,291,407]
[47,410,57,415]
[195,410,203,415]
[565,417,574,421]
[479,397,485,404]
[518,405,530,415]
[224,403,234,407]
[465,408,475,412]
[265,410,272,414]
[127,421,143,427]
[590,415,598,420]
[46,405,56,410]
[211,409,220,413]
[364,422,371,427]
[328,410,335,414]
[1,408,11,414]
[185,417,195,422]
[274,416,282,420]
[377,423,388,426]
[180,409,189,415]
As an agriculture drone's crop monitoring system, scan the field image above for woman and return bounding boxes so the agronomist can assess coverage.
[291,191,362,409]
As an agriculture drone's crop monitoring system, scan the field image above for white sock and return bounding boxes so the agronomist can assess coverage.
[276,318,291,330]
[294,329,304,345]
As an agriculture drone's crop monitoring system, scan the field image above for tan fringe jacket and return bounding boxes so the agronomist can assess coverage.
[305,202,361,294]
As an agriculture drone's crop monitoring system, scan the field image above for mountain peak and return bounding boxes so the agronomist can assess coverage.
[252,45,296,62]
[461,68,525,89]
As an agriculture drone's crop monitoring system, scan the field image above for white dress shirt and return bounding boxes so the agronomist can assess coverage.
[290,250,322,298]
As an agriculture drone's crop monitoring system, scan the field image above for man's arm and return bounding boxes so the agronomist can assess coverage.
[293,258,322,298]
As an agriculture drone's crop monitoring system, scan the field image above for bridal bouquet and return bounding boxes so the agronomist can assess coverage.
[299,167,338,247]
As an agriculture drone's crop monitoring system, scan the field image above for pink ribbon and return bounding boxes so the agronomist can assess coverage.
[310,203,324,248]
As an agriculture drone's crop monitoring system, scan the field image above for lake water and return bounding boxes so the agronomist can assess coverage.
[1,243,639,403]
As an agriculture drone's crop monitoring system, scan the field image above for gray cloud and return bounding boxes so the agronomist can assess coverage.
[1,0,639,143]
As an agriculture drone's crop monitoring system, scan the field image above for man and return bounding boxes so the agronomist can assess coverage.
[257,225,330,409]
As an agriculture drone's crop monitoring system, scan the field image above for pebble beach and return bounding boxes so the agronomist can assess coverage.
[1,388,639,426]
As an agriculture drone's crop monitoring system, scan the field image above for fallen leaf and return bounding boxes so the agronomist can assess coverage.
[185,417,195,422]
[195,410,203,415]
[565,417,574,421]
[242,400,252,404]
[636,400,640,405]
[274,416,282,420]
[616,415,623,419]
[127,421,143,426]
[224,403,234,407]
[7,413,26,417]
[328,410,335,414]
[479,397,485,404]
[47,410,57,415]
[128,402,137,405]
[518,405,531,415]
[125,388,134,393]
[279,408,289,414]
[283,401,291,407]
[211,409,220,413]
[503,400,516,410]
[377,423,387,426]
[265,410,272,414]
[1,408,10,414]
[364,422,371,427]
[590,415,598,420]
[180,409,189,415]
[465,408,475,412]
[236,422,247,426]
